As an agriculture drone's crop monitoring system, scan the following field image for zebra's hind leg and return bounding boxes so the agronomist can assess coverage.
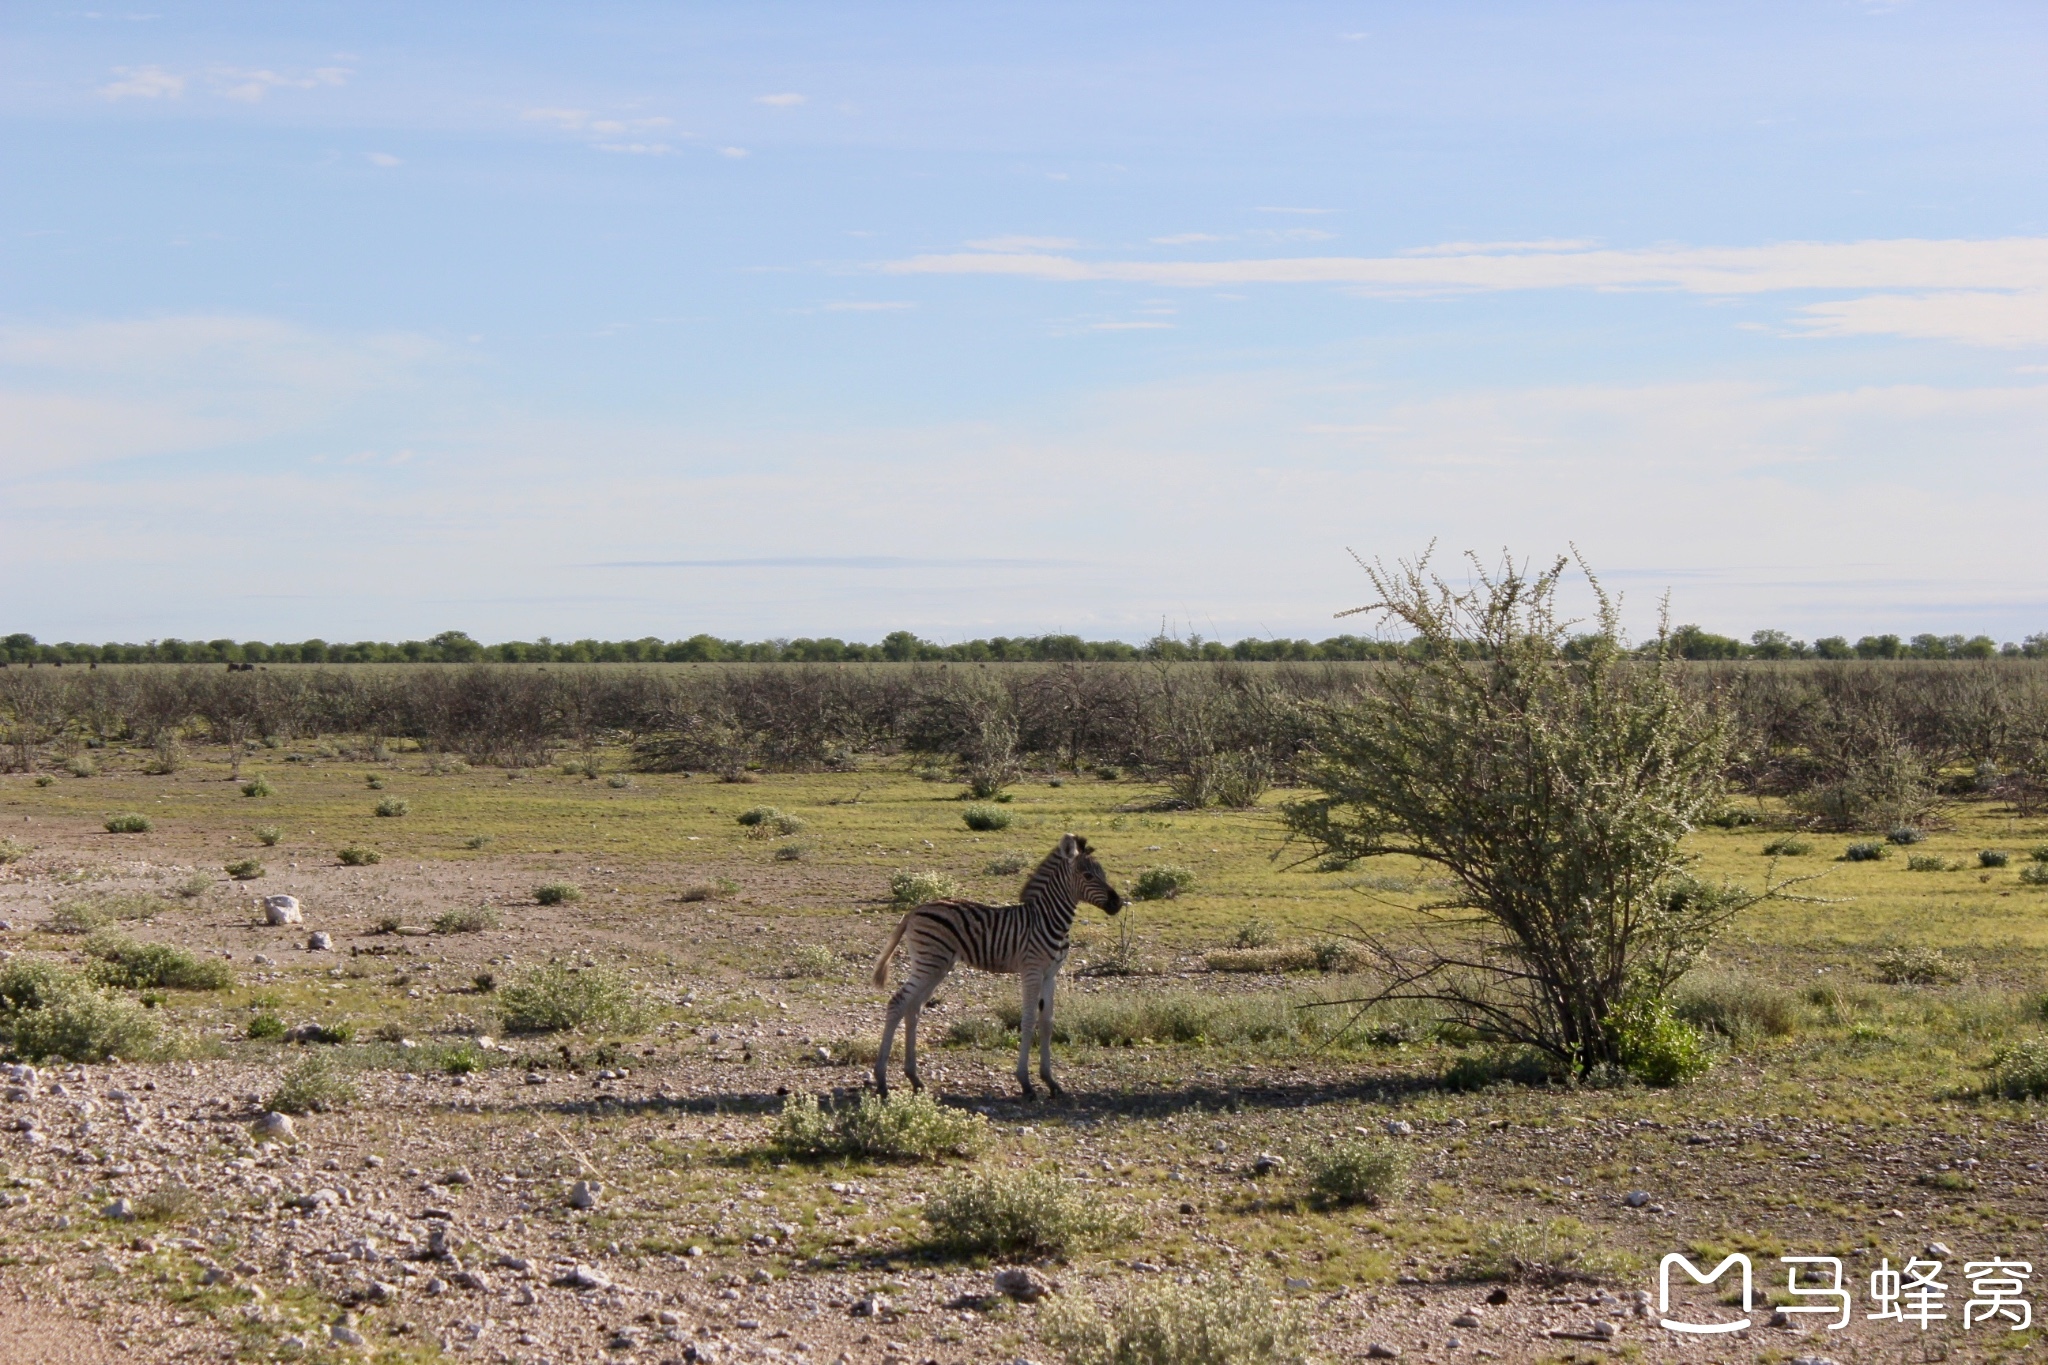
[899,974,944,1095]
[874,988,909,1098]
[1037,970,1063,1100]
[1015,969,1043,1101]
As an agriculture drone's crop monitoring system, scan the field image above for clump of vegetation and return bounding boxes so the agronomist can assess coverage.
[104,813,152,834]
[1875,945,1965,986]
[1762,836,1812,857]
[337,846,381,866]
[891,869,962,906]
[988,989,1324,1048]
[0,838,29,864]
[605,774,633,789]
[736,806,782,827]
[224,859,265,881]
[241,778,274,798]
[172,872,212,899]
[1440,1047,1563,1091]
[774,840,811,861]
[1986,1038,2048,1100]
[1608,996,1711,1086]
[924,1167,1135,1257]
[84,935,234,991]
[1705,806,1762,828]
[47,893,160,935]
[679,883,722,902]
[1043,1276,1308,1365]
[962,804,1012,832]
[247,1012,287,1040]
[374,797,409,817]
[1907,854,1950,872]
[254,826,283,847]
[33,775,53,787]
[1981,849,2011,868]
[1887,825,1926,845]
[1843,841,1890,862]
[0,957,77,1015]
[1306,1137,1409,1207]
[1671,970,1799,1042]
[1456,1218,1628,1284]
[773,1090,990,1162]
[64,755,96,778]
[1232,918,1276,949]
[266,1054,357,1115]
[0,964,165,1063]
[1132,865,1197,901]
[132,1183,201,1224]
[464,834,494,850]
[533,882,581,906]
[433,907,499,934]
[2022,863,2048,887]
[365,775,385,789]
[984,852,1028,876]
[497,962,648,1033]
[786,944,839,978]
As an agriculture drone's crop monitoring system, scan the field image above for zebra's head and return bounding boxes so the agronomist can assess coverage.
[1061,834,1123,916]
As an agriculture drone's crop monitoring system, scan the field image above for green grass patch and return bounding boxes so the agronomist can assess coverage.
[497,962,647,1033]
[773,1090,990,1162]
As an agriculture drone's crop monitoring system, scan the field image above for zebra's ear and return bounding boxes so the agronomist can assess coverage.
[1059,833,1080,856]
[1075,836,1092,854]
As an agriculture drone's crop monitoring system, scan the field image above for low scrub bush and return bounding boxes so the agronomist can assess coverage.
[337,846,381,866]
[497,962,648,1033]
[1440,1047,1562,1091]
[247,1012,287,1040]
[0,838,28,864]
[1203,942,1356,974]
[1981,849,2011,868]
[679,882,722,902]
[0,958,76,1015]
[1609,996,1711,1086]
[990,989,1319,1048]
[3,976,165,1062]
[962,804,1011,832]
[463,834,493,850]
[533,882,581,905]
[1761,836,1812,857]
[254,826,283,847]
[1887,825,1926,845]
[433,907,499,934]
[924,1167,1135,1257]
[1043,1276,1308,1365]
[1986,1038,2048,1100]
[1456,1218,1628,1284]
[2022,863,2048,887]
[1132,865,1196,901]
[773,840,811,861]
[48,893,160,935]
[736,805,781,827]
[224,859,265,881]
[172,872,213,899]
[984,852,1027,876]
[785,944,839,978]
[773,1090,990,1162]
[1875,945,1965,985]
[1907,854,1950,872]
[1231,918,1276,949]
[605,774,633,789]
[267,1054,357,1114]
[1705,806,1762,828]
[104,813,152,834]
[892,869,961,906]
[132,1183,201,1224]
[374,798,409,817]
[64,755,96,778]
[1843,841,1889,862]
[1672,970,1800,1041]
[241,778,274,798]
[1306,1137,1408,1207]
[84,935,234,991]
[365,775,385,789]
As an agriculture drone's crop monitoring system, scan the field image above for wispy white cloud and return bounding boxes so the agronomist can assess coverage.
[718,146,750,159]
[1254,206,1334,215]
[884,236,2048,347]
[754,92,805,107]
[1089,321,1172,331]
[214,66,350,102]
[595,142,673,156]
[820,301,915,312]
[1403,238,1600,256]
[1151,233,1227,245]
[98,65,182,99]
[366,152,401,168]
[967,235,1080,251]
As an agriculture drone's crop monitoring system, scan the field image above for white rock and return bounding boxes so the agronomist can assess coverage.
[103,1197,134,1220]
[1385,1119,1415,1137]
[1624,1191,1651,1208]
[564,1263,611,1291]
[252,1112,297,1143]
[328,1323,366,1347]
[569,1179,600,1209]
[995,1266,1050,1302]
[851,1292,889,1317]
[306,932,332,951]
[261,895,303,925]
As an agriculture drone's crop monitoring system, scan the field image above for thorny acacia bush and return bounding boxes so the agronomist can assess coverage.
[497,963,649,1033]
[924,1167,1136,1258]
[1043,1276,1309,1365]
[1284,549,1757,1078]
[773,1090,991,1162]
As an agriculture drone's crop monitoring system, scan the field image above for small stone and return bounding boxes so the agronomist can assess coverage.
[1925,1241,1953,1258]
[570,1179,600,1209]
[1250,1152,1284,1176]
[1790,1356,1843,1365]
[511,1285,537,1306]
[1591,1320,1617,1339]
[252,1112,297,1142]
[851,1292,889,1317]
[252,954,273,966]
[102,1197,134,1221]
[1385,1119,1414,1137]
[657,1310,682,1326]
[1625,1191,1651,1208]
[1366,1344,1402,1359]
[750,1267,773,1284]
[1485,1287,1510,1305]
[423,1276,448,1295]
[1770,1308,1792,1327]
[307,931,332,951]
[498,1254,533,1271]
[995,1267,1050,1303]
[329,1323,366,1347]
[1452,1312,1482,1328]
[453,1270,490,1291]
[262,895,303,925]
[1284,1276,1312,1291]
[442,1167,474,1186]
[130,1237,157,1253]
[367,1281,400,1302]
[200,1266,233,1286]
[564,1263,612,1291]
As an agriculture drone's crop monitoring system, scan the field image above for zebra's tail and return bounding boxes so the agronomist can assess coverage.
[872,912,913,988]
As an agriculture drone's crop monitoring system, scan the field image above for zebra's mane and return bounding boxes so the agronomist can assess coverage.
[1022,840,1073,899]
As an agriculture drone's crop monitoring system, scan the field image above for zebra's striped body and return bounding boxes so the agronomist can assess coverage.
[871,834,1121,1100]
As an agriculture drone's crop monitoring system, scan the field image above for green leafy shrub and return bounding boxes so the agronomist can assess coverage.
[891,869,961,906]
[678,882,722,902]
[1607,997,1710,1086]
[365,775,385,789]
[266,1055,357,1114]
[247,1012,287,1040]
[1874,945,1964,985]
[224,859,264,881]
[1043,1276,1308,1365]
[463,834,493,850]
[1761,836,1812,857]
[1456,1218,1628,1284]
[84,936,233,991]
[1306,1137,1409,1207]
[1231,919,1276,950]
[1986,1038,2048,1100]
[605,774,633,789]
[33,775,53,787]
[963,804,1012,832]
[2023,863,2048,887]
[1672,970,1799,1041]
[984,852,1027,876]
[0,838,29,864]
[47,893,161,935]
[989,990,1319,1047]
[1843,841,1889,862]
[497,962,648,1033]
[337,846,380,866]
[736,805,781,827]
[533,882,581,905]
[786,944,839,978]
[1981,849,2011,868]
[171,872,212,899]
[1704,806,1761,828]
[241,778,274,798]
[773,1090,990,1162]
[254,826,283,847]
[1440,1047,1560,1091]
[2034,846,2048,863]
[773,840,811,861]
[433,907,499,934]
[1132,865,1196,901]
[64,755,96,778]
[104,813,152,834]
[0,958,76,1015]
[1887,825,1926,845]
[4,979,165,1062]
[1907,854,1949,872]
[924,1167,1135,1257]
[374,797,409,817]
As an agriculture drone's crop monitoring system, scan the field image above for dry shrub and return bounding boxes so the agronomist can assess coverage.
[267,1054,356,1114]
[497,962,647,1033]
[773,1091,989,1162]
[924,1167,1135,1257]
[1043,1276,1308,1365]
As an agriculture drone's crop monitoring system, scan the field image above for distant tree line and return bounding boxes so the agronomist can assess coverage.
[6,624,2047,667]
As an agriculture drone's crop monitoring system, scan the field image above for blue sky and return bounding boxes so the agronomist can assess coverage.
[4,2,2046,645]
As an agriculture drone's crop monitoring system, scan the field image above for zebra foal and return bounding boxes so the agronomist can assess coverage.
[870,833,1122,1100]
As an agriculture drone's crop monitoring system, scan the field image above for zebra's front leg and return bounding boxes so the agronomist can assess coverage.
[1015,970,1043,1101]
[1037,969,1063,1100]
[874,990,909,1097]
